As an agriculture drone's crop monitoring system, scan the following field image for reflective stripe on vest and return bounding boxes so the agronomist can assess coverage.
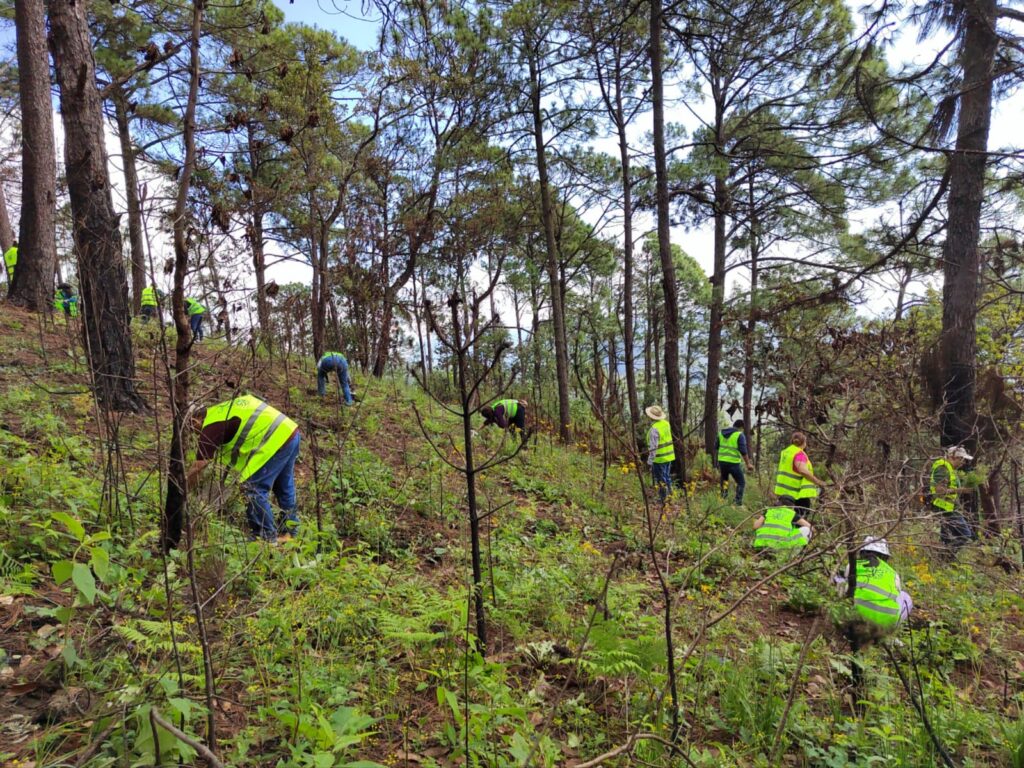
[718,430,743,464]
[203,395,297,481]
[774,444,817,500]
[853,559,901,628]
[141,287,158,307]
[4,246,17,278]
[653,419,674,463]
[493,399,518,420]
[930,458,958,512]
[753,507,807,549]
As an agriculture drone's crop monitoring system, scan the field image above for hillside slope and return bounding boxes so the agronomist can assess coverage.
[1,305,1023,768]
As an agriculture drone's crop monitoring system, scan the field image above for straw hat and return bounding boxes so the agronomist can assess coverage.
[645,405,666,421]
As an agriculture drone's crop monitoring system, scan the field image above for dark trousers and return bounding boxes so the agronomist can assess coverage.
[719,461,746,503]
[779,496,812,520]
[510,407,528,447]
[651,461,672,502]
[939,511,972,554]
[189,313,204,341]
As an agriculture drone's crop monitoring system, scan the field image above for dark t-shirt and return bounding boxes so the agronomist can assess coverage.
[717,427,748,458]
[196,416,241,461]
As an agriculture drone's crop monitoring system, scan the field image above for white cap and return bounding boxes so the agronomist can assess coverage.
[861,536,890,557]
[946,445,974,461]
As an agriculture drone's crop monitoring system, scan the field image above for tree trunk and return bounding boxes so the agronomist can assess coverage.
[938,0,996,452]
[651,0,686,515]
[894,263,912,322]
[528,50,572,443]
[0,181,15,252]
[615,81,641,442]
[113,88,146,315]
[48,0,144,412]
[743,176,759,443]
[246,124,271,341]
[704,124,728,459]
[10,0,57,311]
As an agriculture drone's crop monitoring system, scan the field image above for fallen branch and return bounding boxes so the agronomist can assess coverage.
[149,707,224,768]
[574,731,697,768]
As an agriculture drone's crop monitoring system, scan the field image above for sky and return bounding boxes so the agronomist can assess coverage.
[0,1,1019,328]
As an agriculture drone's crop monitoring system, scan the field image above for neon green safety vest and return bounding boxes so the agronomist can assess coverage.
[54,291,79,317]
[774,444,818,500]
[930,458,958,512]
[186,298,206,315]
[4,246,16,280]
[853,559,901,629]
[493,399,518,420]
[753,507,807,549]
[718,430,743,464]
[141,286,158,307]
[652,419,674,464]
[202,395,297,481]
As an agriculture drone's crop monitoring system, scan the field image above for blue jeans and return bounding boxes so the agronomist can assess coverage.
[241,433,300,540]
[720,461,746,503]
[939,511,972,554]
[651,461,673,502]
[317,355,353,403]
[189,313,204,341]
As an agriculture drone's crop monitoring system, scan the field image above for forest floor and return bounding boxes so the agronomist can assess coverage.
[1,304,1024,768]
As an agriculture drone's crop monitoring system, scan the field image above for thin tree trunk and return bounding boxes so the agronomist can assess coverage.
[529,49,572,443]
[10,0,57,310]
[113,88,146,315]
[743,175,759,441]
[48,0,144,412]
[705,117,729,458]
[938,0,997,452]
[246,124,271,340]
[649,0,681,736]
[894,263,912,322]
[615,80,641,442]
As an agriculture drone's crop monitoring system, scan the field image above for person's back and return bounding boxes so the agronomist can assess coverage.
[4,242,17,283]
[316,351,353,403]
[718,420,752,504]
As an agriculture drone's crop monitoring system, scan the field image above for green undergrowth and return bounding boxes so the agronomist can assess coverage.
[1,314,1024,766]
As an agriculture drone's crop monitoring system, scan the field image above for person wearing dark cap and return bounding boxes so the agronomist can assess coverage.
[717,419,754,504]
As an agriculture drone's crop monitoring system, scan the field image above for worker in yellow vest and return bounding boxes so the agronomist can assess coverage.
[188,395,301,542]
[717,419,754,504]
[835,537,912,631]
[774,431,827,517]
[140,285,163,323]
[645,405,675,502]
[185,297,206,341]
[3,240,17,286]
[481,398,529,448]
[930,446,975,557]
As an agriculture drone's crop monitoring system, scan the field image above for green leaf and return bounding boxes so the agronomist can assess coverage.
[71,562,96,604]
[90,547,110,582]
[62,641,80,667]
[312,753,334,768]
[52,559,73,585]
[168,697,193,720]
[52,511,85,542]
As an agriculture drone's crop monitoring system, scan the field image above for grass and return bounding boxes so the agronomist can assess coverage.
[0,306,1022,767]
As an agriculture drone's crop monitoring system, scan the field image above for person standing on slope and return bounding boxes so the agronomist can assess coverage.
[188,395,301,542]
[185,297,206,341]
[3,240,17,286]
[774,431,827,517]
[645,405,675,503]
[930,446,975,558]
[717,418,754,504]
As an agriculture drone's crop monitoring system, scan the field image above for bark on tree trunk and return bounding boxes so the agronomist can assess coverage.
[651,0,686,519]
[938,0,996,453]
[246,124,271,340]
[705,148,728,459]
[615,86,641,443]
[11,0,57,311]
[48,0,144,412]
[529,50,572,444]
[743,177,759,444]
[113,88,146,315]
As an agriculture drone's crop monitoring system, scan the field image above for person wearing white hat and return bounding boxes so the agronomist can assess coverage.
[930,446,975,557]
[645,405,675,502]
[835,536,912,629]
